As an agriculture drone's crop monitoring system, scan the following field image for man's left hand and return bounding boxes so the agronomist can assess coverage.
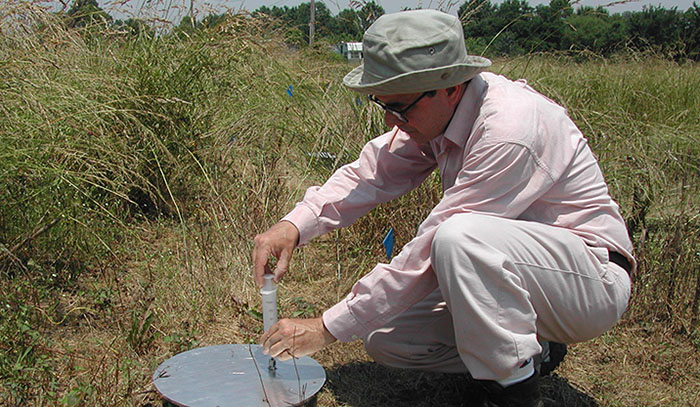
[260,317,336,361]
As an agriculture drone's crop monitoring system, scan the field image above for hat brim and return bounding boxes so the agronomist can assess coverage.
[343,56,492,95]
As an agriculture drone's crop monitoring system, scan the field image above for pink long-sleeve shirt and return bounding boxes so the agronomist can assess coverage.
[282,72,635,342]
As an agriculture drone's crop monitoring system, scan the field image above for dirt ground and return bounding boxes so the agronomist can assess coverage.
[303,319,700,406]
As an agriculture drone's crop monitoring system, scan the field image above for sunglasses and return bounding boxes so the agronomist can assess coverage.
[368,91,436,123]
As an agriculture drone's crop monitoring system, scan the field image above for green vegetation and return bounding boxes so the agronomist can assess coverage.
[58,0,700,59]
[1,1,699,406]
[253,0,386,43]
[460,0,700,59]
[254,0,700,60]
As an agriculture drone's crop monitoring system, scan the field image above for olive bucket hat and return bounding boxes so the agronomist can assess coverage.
[343,9,492,95]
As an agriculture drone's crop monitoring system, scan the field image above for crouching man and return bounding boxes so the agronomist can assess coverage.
[253,9,633,407]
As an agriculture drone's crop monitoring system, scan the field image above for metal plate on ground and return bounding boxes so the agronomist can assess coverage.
[153,344,326,407]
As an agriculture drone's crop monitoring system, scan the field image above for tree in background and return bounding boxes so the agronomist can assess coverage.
[255,2,333,45]
[681,3,700,59]
[530,0,573,51]
[459,0,498,54]
[626,5,684,56]
[56,0,698,61]
[457,0,698,60]
[254,1,383,45]
[460,0,535,55]
[65,0,112,28]
[331,8,363,41]
[254,5,291,20]
[113,18,156,38]
[297,1,334,40]
[563,6,628,55]
[356,1,385,33]
[174,15,197,36]
[200,13,228,29]
[490,0,534,54]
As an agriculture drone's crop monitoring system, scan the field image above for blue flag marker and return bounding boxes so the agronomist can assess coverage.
[382,228,395,261]
[286,85,293,97]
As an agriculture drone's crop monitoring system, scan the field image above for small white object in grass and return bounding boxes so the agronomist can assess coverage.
[261,274,278,332]
[261,274,278,370]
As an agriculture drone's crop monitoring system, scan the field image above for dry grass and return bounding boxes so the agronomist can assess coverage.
[562,322,700,406]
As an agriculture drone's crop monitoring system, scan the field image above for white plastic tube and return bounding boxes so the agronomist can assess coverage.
[260,274,278,333]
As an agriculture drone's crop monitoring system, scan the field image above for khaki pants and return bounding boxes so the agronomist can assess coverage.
[364,213,631,381]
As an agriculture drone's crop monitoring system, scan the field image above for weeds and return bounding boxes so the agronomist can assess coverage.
[162,324,199,354]
[0,281,57,404]
[126,308,157,355]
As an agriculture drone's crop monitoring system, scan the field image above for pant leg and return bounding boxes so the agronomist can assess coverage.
[363,288,468,373]
[430,213,631,381]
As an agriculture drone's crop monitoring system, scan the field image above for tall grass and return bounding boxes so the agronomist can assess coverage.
[0,3,365,404]
[0,3,698,406]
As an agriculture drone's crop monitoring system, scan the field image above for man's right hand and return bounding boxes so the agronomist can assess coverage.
[252,220,300,288]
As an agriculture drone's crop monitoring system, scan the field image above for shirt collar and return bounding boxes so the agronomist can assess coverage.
[437,74,488,151]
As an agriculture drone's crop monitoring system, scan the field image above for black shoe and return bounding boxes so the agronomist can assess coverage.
[478,371,543,407]
[534,342,567,376]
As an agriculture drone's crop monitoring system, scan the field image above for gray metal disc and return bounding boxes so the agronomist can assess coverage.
[152,344,326,407]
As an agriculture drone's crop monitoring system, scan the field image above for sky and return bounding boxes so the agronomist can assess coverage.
[48,0,698,23]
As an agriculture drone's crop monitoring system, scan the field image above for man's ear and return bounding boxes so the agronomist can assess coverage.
[445,83,466,105]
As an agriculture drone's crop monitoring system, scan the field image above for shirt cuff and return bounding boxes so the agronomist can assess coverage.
[281,204,318,246]
[322,300,366,343]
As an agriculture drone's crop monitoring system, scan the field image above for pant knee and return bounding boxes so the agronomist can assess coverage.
[363,330,402,367]
[431,213,490,276]
[364,329,435,368]
[364,329,465,372]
